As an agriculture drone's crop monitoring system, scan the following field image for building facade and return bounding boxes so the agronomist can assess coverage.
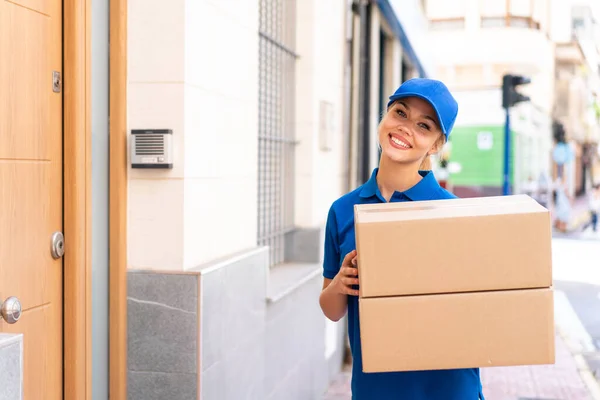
[126,1,434,399]
[126,0,348,398]
[425,0,556,197]
[0,2,438,400]
[551,0,600,196]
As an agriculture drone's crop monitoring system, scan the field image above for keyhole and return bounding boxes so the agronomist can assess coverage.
[52,72,61,92]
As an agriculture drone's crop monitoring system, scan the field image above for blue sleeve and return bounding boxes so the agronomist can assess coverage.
[323,205,341,279]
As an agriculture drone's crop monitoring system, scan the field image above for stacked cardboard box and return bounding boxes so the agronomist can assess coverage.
[354,194,555,373]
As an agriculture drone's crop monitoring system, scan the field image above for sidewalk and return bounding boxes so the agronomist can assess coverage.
[323,331,598,400]
[553,194,597,239]
[569,195,593,231]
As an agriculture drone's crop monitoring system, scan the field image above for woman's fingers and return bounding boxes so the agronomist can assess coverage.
[335,251,360,296]
[342,250,357,266]
[342,276,359,286]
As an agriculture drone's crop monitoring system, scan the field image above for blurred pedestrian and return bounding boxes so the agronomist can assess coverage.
[581,184,600,233]
[554,178,571,233]
[535,172,551,208]
[552,121,573,181]
[319,78,485,400]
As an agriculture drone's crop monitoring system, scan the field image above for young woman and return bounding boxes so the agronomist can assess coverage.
[319,78,485,399]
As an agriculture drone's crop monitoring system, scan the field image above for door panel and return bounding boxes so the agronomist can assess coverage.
[0,3,51,159]
[0,0,63,398]
[6,0,50,16]
[0,164,54,309]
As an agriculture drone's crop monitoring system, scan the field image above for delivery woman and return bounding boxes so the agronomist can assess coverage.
[319,78,485,400]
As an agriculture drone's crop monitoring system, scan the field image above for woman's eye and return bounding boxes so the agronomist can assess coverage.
[396,109,407,118]
[418,123,430,131]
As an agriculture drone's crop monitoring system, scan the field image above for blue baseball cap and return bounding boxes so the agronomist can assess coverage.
[386,78,458,140]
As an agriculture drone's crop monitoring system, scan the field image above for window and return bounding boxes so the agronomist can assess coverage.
[481,17,506,28]
[429,18,465,30]
[479,0,543,30]
[258,0,297,267]
[426,0,466,20]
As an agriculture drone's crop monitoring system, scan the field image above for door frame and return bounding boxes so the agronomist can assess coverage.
[108,0,128,398]
[63,0,128,399]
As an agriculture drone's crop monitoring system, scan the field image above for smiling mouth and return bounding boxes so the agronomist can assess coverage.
[389,134,412,149]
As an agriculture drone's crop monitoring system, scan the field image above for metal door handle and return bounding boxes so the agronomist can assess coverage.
[0,297,21,324]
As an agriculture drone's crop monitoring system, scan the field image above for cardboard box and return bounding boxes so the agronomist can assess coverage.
[354,194,552,298]
[359,288,555,373]
[354,195,555,373]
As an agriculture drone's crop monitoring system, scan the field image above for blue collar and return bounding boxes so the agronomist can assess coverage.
[359,168,442,201]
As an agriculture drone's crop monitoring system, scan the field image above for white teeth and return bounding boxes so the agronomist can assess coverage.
[391,136,410,148]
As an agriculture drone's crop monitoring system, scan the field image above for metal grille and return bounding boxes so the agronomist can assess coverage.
[258,0,297,267]
[135,134,165,156]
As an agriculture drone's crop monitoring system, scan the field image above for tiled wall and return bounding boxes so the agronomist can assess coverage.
[264,270,328,400]
[198,248,268,399]
[127,272,199,400]
[284,227,324,264]
[127,247,345,400]
[0,334,23,400]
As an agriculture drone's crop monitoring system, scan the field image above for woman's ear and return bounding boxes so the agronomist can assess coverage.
[427,135,445,156]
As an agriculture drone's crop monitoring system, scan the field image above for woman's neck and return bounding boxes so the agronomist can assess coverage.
[376,156,423,201]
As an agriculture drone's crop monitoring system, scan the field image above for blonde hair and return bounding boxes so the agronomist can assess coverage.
[419,134,446,171]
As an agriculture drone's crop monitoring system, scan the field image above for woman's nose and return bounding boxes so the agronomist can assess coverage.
[397,126,411,136]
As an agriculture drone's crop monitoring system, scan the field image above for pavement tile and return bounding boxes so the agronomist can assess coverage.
[323,333,594,400]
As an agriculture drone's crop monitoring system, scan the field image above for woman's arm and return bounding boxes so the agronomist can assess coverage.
[320,250,359,322]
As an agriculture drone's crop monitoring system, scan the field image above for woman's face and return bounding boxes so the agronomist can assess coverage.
[378,96,444,165]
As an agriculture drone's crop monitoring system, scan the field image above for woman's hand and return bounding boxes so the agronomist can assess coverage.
[319,250,360,322]
[331,250,359,296]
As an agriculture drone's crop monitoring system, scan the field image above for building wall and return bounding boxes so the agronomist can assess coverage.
[0,334,22,400]
[295,0,348,228]
[126,1,350,399]
[426,0,555,114]
[125,1,438,398]
[127,0,259,272]
[552,0,600,145]
[424,0,555,194]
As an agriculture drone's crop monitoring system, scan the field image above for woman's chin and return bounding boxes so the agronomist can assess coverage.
[381,148,417,164]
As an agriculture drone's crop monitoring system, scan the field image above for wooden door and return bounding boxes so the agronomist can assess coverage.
[0,0,63,399]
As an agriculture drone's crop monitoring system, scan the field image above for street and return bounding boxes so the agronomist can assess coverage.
[324,234,600,400]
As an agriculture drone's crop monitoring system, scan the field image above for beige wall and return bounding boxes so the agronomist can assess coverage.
[294,0,348,227]
[127,0,259,271]
[127,0,352,270]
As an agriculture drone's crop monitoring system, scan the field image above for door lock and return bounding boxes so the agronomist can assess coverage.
[51,232,65,259]
[0,297,21,324]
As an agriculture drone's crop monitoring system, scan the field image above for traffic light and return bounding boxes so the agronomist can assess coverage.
[501,74,530,196]
[502,74,531,109]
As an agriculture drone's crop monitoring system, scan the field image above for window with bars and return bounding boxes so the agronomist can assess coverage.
[258,0,297,267]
